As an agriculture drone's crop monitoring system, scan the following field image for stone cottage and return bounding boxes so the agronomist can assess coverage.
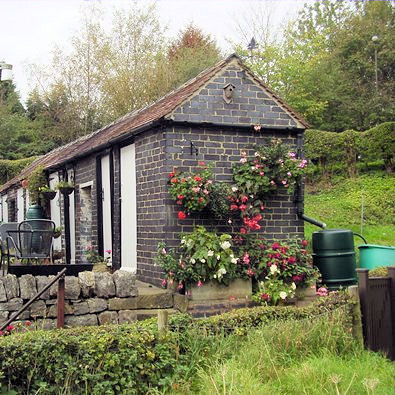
[0,54,309,285]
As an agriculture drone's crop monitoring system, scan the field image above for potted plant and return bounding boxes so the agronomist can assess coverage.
[53,226,62,239]
[156,226,253,300]
[39,185,57,200]
[56,181,75,196]
[27,166,48,205]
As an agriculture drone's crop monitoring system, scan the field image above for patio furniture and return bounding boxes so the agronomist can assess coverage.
[5,220,55,270]
[0,222,18,275]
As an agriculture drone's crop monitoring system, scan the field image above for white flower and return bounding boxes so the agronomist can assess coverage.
[230,254,234,258]
[181,239,186,244]
[231,186,238,192]
[207,250,214,257]
[279,291,287,300]
[231,258,238,264]
[270,264,278,275]
[200,258,206,263]
[291,282,296,290]
[213,274,217,278]
[190,258,196,264]
[220,241,231,250]
[216,255,221,260]
[217,268,227,278]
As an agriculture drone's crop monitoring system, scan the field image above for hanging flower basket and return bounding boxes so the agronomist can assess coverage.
[41,191,57,200]
[59,186,74,196]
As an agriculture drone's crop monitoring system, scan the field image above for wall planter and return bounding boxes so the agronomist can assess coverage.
[8,263,94,276]
[59,187,74,196]
[41,191,57,200]
[188,278,252,301]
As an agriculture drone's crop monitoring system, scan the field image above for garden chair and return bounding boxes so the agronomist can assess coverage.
[6,220,55,268]
[0,222,18,275]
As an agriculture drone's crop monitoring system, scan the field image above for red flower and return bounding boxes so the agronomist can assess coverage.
[181,178,186,183]
[292,274,304,283]
[198,197,205,203]
[271,242,281,250]
[25,321,32,326]
[230,204,238,211]
[260,293,270,301]
[241,195,248,203]
[178,211,187,220]
[239,204,247,212]
[301,240,308,247]
[246,268,255,277]
[194,175,202,182]
[240,228,247,234]
[198,161,206,167]
[170,177,178,184]
[177,195,184,200]
[176,200,182,205]
[6,324,14,332]
[288,256,297,264]
[0,331,3,336]
[260,243,266,250]
[169,171,175,178]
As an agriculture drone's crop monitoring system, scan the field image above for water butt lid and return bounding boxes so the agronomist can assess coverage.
[312,229,354,251]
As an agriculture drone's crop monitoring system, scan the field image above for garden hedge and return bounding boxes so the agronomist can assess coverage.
[304,122,395,180]
[0,156,36,186]
[0,293,354,394]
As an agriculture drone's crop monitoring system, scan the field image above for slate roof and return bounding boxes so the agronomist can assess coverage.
[0,54,308,193]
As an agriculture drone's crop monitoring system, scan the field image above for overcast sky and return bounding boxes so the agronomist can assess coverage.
[1,0,308,102]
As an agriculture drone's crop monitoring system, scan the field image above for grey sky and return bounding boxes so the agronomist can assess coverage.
[1,0,307,102]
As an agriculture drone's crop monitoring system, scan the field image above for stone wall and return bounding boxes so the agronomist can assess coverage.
[0,271,140,328]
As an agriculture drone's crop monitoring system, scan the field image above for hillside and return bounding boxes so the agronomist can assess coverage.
[304,174,395,247]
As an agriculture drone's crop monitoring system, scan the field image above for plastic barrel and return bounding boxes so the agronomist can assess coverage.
[312,229,357,290]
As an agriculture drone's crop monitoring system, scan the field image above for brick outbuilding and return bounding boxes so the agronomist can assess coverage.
[0,54,309,285]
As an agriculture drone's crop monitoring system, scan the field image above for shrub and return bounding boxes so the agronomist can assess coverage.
[0,157,36,186]
[0,324,179,394]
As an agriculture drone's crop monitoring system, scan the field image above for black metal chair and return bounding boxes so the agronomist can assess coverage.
[6,220,55,268]
[0,222,18,275]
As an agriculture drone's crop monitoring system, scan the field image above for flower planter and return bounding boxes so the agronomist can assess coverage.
[188,278,252,301]
[41,191,57,200]
[59,187,74,196]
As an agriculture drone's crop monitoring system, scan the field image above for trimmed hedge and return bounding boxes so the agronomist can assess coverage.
[0,293,354,394]
[304,122,395,180]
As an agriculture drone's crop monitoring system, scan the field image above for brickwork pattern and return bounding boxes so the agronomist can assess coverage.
[169,63,298,128]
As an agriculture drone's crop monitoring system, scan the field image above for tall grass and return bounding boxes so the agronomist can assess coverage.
[168,311,395,394]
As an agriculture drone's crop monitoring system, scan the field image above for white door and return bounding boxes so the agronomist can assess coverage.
[101,155,112,262]
[49,173,62,251]
[17,188,24,223]
[120,144,137,272]
[2,195,8,222]
[68,169,76,264]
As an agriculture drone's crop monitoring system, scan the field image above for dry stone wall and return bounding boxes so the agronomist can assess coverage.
[0,271,139,328]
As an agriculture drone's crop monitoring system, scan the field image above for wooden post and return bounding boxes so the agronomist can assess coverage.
[388,266,395,361]
[356,268,369,348]
[57,275,65,329]
[348,285,364,346]
[157,310,168,335]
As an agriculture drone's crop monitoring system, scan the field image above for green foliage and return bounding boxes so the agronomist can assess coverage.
[0,157,36,185]
[304,122,395,180]
[27,166,47,204]
[0,324,179,394]
[368,266,389,278]
[207,181,231,220]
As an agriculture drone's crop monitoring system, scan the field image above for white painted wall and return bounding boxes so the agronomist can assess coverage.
[68,169,76,264]
[101,155,112,262]
[17,188,24,223]
[49,173,62,251]
[2,195,8,222]
[120,144,137,273]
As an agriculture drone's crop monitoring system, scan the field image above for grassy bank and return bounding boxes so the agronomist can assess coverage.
[169,310,395,394]
[304,174,395,246]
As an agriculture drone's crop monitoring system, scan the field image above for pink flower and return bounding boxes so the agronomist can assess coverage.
[287,172,292,177]
[105,249,112,254]
[243,253,250,265]
[198,161,206,167]
[197,280,203,288]
[301,239,308,247]
[0,331,3,336]
[230,204,238,211]
[240,157,247,163]
[271,242,281,250]
[247,268,255,277]
[192,187,200,193]
[240,228,247,234]
[316,287,328,297]
[288,256,297,264]
[270,180,275,185]
[288,152,296,158]
[254,125,261,132]
[260,171,265,176]
[161,248,167,255]
[178,282,184,290]
[25,320,32,326]
[6,324,14,332]
[260,293,270,301]
[161,278,167,288]
[203,189,209,195]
